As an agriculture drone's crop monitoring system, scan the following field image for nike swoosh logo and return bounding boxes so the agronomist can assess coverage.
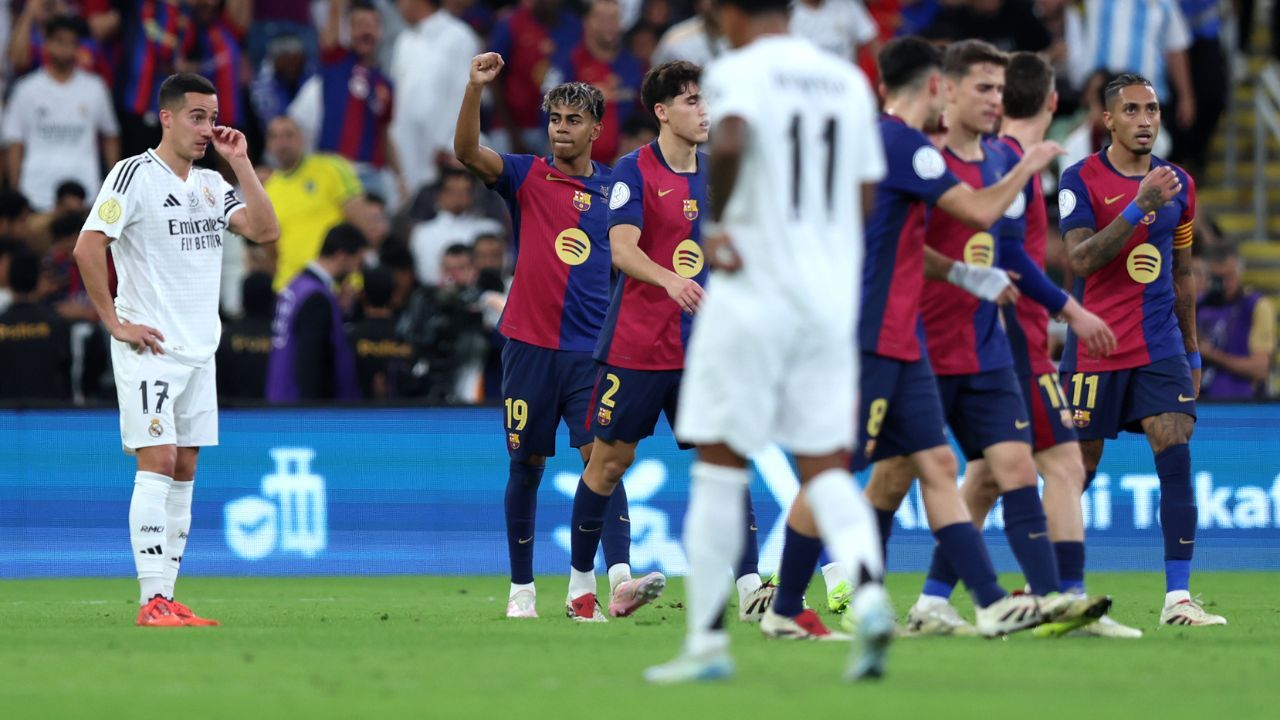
[517,536,533,544]
[1104,194,1126,205]
[1179,538,1195,545]
[1029,532,1048,540]
[657,188,675,197]
[749,525,758,532]
[1178,394,1194,403]
[545,173,577,184]
[618,516,630,524]
[1015,420,1031,429]
[578,525,601,533]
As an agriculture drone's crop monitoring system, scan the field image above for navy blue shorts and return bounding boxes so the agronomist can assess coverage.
[1060,354,1197,441]
[1022,372,1078,452]
[500,339,596,460]
[853,353,949,471]
[936,366,1033,461]
[588,365,688,447]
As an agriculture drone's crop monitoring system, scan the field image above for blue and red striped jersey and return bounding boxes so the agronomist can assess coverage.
[116,1,189,116]
[860,115,960,362]
[1058,151,1196,372]
[316,49,394,168]
[490,154,613,352]
[921,140,1014,376]
[595,142,708,370]
[182,16,245,126]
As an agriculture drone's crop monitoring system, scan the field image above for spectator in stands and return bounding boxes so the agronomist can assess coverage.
[27,181,89,256]
[488,0,581,155]
[390,0,480,194]
[397,242,488,402]
[113,1,192,156]
[472,232,509,402]
[556,0,644,164]
[43,211,97,323]
[0,238,20,315]
[266,223,366,403]
[616,112,658,162]
[349,266,412,399]
[3,16,119,213]
[0,191,33,243]
[790,0,879,63]
[51,180,87,215]
[246,0,319,70]
[472,232,509,280]
[652,0,725,67]
[445,0,496,38]
[180,0,251,131]
[923,0,1051,52]
[1198,245,1276,399]
[216,272,276,401]
[1168,0,1227,180]
[293,0,404,202]
[379,242,418,315]
[250,34,311,138]
[352,192,392,266]
[0,250,71,401]
[408,168,503,287]
[264,115,365,291]
[9,0,113,80]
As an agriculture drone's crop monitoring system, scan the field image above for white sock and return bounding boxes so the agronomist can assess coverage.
[736,572,762,604]
[821,562,847,592]
[510,582,535,598]
[130,471,172,604]
[1165,590,1191,606]
[568,569,596,599]
[916,593,948,610]
[162,480,194,599]
[684,462,747,655]
[607,563,632,593]
[805,469,884,588]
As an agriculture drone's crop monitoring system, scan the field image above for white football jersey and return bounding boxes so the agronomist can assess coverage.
[82,150,245,367]
[701,35,885,325]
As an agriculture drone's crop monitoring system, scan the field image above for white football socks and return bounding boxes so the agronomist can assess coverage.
[568,569,596,600]
[607,563,632,593]
[510,582,535,599]
[821,562,847,592]
[130,471,172,604]
[683,461,747,657]
[806,469,884,589]
[736,572,762,605]
[162,480,194,599]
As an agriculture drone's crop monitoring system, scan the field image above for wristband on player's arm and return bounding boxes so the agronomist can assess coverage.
[1121,201,1146,226]
[1187,351,1202,370]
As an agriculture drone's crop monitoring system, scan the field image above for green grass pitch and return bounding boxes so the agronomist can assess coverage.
[2,572,1278,719]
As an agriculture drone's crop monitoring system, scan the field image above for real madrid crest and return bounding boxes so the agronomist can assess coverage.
[573,190,592,212]
[148,418,164,438]
[203,186,216,207]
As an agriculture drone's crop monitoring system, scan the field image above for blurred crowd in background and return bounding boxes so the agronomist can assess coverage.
[0,0,1273,406]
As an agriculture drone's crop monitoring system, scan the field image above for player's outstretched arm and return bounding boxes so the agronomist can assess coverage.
[454,53,506,186]
[1172,244,1201,395]
[1066,166,1182,277]
[610,224,704,313]
[73,230,165,354]
[923,246,1020,305]
[217,127,280,245]
[936,141,1065,229]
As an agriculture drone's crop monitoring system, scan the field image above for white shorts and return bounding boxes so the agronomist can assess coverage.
[675,293,857,458]
[111,339,219,454]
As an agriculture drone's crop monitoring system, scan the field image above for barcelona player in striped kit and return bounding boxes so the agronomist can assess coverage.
[1058,73,1226,626]
[563,61,770,623]
[455,53,630,619]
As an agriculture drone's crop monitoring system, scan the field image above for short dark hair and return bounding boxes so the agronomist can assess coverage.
[8,250,40,294]
[641,61,701,122]
[158,73,217,111]
[50,211,85,241]
[55,180,86,204]
[717,0,789,15]
[349,0,378,14]
[1003,51,1055,119]
[362,266,394,309]
[878,36,944,93]
[364,191,386,207]
[942,39,1007,78]
[319,223,368,257]
[0,191,30,220]
[542,82,606,122]
[379,242,414,271]
[440,167,473,186]
[442,243,473,260]
[1104,73,1156,109]
[45,15,87,40]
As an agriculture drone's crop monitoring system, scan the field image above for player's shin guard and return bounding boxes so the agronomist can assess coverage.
[601,480,631,576]
[737,490,760,579]
[805,470,884,589]
[773,526,822,617]
[130,471,172,604]
[933,522,1006,608]
[161,479,193,599]
[1155,444,1196,592]
[1001,487,1061,596]
[568,478,611,598]
[505,460,545,585]
[684,462,747,654]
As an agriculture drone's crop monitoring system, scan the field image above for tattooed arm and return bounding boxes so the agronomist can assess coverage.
[1172,244,1201,395]
[1066,165,1183,276]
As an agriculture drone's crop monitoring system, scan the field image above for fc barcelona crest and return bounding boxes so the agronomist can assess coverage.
[508,432,522,449]
[597,407,613,427]
[573,190,592,212]
[1073,409,1091,429]
[683,199,699,221]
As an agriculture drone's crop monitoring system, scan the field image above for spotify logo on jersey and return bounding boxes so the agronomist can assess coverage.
[673,239,704,278]
[963,232,995,267]
[1126,243,1162,284]
[555,228,592,266]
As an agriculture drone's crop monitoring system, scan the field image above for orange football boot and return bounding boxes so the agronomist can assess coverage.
[169,599,220,626]
[136,595,187,627]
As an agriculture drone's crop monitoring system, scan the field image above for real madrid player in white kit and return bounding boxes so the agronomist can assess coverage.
[644,0,892,683]
[74,74,280,627]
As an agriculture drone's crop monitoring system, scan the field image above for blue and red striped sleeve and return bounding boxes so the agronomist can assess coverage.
[607,152,645,230]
